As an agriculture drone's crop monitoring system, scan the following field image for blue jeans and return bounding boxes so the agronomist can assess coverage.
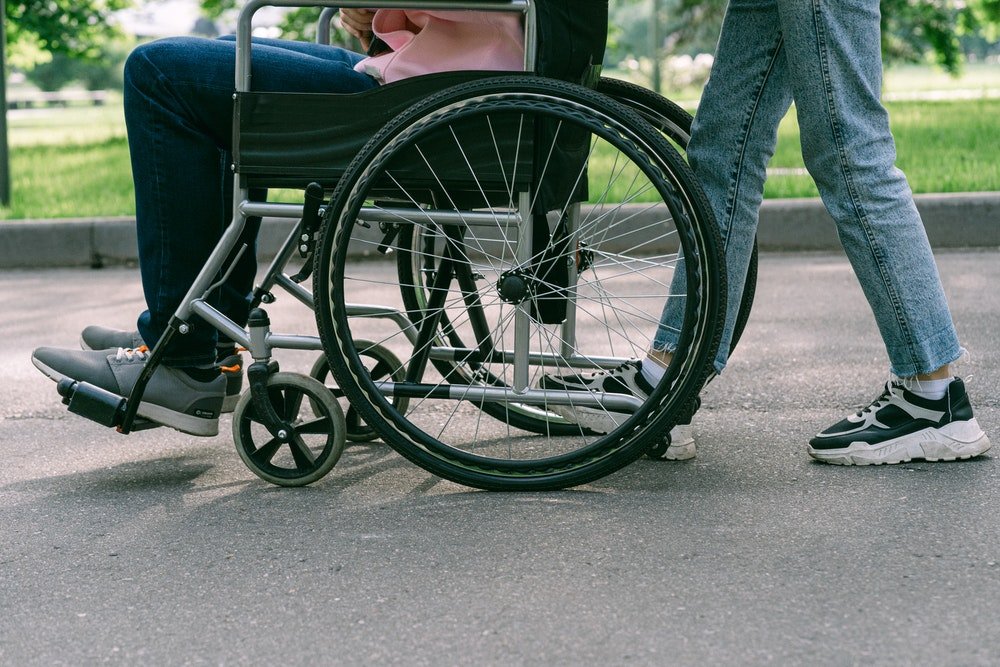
[123,36,378,366]
[652,0,962,378]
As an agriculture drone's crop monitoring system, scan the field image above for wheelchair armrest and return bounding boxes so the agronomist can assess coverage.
[316,7,338,45]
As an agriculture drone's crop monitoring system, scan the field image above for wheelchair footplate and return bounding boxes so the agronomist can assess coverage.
[56,379,160,432]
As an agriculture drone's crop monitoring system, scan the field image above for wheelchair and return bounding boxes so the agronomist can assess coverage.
[57,0,758,491]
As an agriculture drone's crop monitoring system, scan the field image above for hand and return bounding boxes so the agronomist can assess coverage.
[341,8,376,51]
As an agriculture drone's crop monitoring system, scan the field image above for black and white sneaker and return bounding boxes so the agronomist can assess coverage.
[540,360,696,460]
[808,377,991,465]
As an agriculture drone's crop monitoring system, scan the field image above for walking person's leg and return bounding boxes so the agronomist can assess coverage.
[542,0,795,458]
[775,0,989,463]
[545,0,990,464]
[654,0,792,375]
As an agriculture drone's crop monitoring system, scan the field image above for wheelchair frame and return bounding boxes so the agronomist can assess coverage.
[58,0,734,491]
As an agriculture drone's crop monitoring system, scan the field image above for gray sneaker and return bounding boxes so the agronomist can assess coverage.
[32,346,226,436]
[80,325,146,351]
[79,326,242,412]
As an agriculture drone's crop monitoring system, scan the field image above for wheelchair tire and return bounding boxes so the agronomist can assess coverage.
[595,77,757,358]
[315,75,725,490]
[309,340,408,443]
[233,372,346,487]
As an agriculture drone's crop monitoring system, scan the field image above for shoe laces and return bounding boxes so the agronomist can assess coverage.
[856,380,901,417]
[610,360,639,376]
[587,361,639,386]
[114,346,151,363]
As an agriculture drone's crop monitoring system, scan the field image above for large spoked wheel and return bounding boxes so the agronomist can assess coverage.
[309,340,409,443]
[233,372,347,487]
[596,77,757,356]
[315,76,725,490]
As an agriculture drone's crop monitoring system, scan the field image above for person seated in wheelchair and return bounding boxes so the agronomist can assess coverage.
[31,8,525,437]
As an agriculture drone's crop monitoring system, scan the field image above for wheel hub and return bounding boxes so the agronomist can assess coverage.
[496,269,532,305]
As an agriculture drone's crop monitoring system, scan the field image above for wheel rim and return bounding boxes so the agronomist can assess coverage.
[317,80,722,488]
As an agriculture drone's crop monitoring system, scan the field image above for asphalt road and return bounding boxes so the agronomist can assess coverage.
[1,250,998,665]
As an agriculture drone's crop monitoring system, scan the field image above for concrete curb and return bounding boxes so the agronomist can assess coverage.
[1,192,997,269]
[754,192,1000,251]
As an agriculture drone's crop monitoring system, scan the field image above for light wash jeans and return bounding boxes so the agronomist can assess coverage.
[652,0,962,378]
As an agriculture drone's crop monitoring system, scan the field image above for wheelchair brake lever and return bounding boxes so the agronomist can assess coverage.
[377,223,399,255]
[297,182,325,260]
[290,182,325,283]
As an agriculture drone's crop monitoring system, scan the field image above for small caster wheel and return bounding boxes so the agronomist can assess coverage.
[309,340,409,443]
[233,372,346,486]
[646,432,672,460]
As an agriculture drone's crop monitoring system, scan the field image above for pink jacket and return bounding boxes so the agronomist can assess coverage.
[353,10,525,84]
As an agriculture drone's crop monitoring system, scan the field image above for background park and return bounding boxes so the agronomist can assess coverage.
[1,0,999,220]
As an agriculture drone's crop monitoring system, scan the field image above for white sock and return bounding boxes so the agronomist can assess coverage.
[903,377,952,401]
[641,356,667,386]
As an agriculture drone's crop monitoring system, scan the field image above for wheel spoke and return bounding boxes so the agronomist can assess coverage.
[282,389,304,422]
[250,437,283,466]
[266,387,285,421]
[316,82,723,490]
[287,434,317,469]
[296,417,333,435]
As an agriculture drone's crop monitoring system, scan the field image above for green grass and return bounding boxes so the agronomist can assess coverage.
[883,62,1000,94]
[2,76,999,219]
[7,102,126,147]
[2,100,134,219]
[765,98,1000,198]
[2,137,135,219]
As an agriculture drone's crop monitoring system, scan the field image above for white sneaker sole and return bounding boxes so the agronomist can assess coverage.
[550,405,696,460]
[32,357,220,437]
[807,419,991,466]
[549,404,627,434]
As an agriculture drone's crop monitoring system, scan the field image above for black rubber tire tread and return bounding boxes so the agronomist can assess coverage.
[314,75,726,490]
[317,76,724,489]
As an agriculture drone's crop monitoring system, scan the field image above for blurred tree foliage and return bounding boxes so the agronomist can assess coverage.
[4,0,131,68]
[612,0,1000,74]
[23,43,129,91]
[200,0,357,47]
